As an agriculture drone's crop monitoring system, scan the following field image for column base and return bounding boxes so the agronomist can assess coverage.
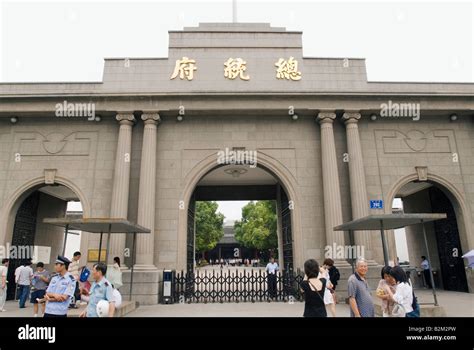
[364,259,379,266]
[133,264,159,271]
[333,259,352,268]
[121,268,160,305]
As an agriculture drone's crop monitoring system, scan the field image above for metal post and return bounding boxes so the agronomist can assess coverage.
[105,224,111,265]
[62,224,69,256]
[129,232,137,301]
[98,231,103,264]
[421,219,438,306]
[349,230,355,274]
[380,219,389,266]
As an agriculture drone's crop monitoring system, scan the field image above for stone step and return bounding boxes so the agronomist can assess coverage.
[67,301,137,317]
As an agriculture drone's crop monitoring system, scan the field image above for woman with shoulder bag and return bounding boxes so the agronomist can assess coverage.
[384,266,418,317]
[300,259,327,317]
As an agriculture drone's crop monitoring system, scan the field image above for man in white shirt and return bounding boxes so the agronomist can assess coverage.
[265,258,279,300]
[0,258,9,312]
[68,251,81,308]
[16,260,33,308]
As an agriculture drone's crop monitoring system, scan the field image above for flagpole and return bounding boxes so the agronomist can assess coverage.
[232,0,237,23]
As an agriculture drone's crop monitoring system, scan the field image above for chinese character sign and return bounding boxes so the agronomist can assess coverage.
[275,56,301,81]
[170,57,197,81]
[224,58,250,80]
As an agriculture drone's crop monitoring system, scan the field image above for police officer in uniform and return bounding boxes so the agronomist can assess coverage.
[80,262,115,317]
[43,256,75,318]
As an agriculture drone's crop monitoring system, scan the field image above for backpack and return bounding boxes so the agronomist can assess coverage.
[80,267,90,282]
[332,267,341,283]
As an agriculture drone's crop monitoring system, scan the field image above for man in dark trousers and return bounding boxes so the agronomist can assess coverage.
[421,256,432,288]
[265,258,279,300]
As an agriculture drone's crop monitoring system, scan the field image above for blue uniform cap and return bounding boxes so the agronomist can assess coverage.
[55,255,71,265]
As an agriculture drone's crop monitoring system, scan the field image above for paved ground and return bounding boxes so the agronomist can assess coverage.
[1,289,472,317]
[125,289,474,317]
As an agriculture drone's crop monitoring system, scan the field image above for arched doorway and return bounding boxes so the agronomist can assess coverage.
[4,183,84,300]
[177,151,303,273]
[186,163,295,272]
[388,177,469,292]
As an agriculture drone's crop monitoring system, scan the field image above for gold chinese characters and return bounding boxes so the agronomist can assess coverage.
[170,57,302,81]
[170,57,197,81]
[224,58,250,81]
[275,56,301,81]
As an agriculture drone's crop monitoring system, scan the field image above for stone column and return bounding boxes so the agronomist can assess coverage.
[317,112,346,262]
[135,112,160,269]
[342,112,375,263]
[108,113,135,266]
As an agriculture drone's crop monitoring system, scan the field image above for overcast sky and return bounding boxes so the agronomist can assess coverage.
[1,0,472,82]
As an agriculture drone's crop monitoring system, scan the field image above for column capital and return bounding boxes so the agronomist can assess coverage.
[141,112,161,124]
[342,112,361,125]
[316,111,336,124]
[116,113,136,125]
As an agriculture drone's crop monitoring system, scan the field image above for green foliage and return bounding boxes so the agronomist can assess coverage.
[234,200,277,250]
[195,201,225,253]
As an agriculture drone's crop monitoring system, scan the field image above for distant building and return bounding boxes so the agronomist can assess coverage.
[206,221,255,262]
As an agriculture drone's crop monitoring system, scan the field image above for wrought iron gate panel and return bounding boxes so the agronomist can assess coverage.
[279,188,294,271]
[429,187,468,292]
[173,269,304,303]
[186,195,196,273]
[7,191,40,300]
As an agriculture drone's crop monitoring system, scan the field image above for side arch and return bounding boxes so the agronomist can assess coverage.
[385,172,473,260]
[0,175,91,245]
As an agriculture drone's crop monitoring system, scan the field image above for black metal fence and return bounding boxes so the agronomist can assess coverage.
[172,268,304,303]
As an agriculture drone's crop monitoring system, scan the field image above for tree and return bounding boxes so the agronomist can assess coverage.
[195,201,225,257]
[234,200,277,251]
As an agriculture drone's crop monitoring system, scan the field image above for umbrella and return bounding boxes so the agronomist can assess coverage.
[462,249,474,268]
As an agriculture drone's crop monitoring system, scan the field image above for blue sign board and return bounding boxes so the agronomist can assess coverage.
[370,200,384,209]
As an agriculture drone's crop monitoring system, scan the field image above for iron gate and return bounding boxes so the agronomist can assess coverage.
[172,268,304,303]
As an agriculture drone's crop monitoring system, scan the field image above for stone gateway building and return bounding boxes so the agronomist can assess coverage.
[0,23,473,304]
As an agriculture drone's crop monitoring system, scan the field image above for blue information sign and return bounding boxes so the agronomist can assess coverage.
[370,200,384,209]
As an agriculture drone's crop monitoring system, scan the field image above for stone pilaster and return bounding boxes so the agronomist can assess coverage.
[342,112,375,263]
[108,113,135,266]
[316,112,347,265]
[135,112,160,269]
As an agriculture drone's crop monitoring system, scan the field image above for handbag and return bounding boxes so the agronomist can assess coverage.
[392,302,406,317]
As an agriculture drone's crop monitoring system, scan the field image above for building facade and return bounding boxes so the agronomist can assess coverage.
[0,23,473,304]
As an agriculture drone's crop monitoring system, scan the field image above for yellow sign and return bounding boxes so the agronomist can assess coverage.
[275,56,302,80]
[224,58,250,80]
[87,249,107,262]
[170,57,197,81]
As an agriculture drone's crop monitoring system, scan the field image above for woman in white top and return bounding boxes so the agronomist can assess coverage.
[319,264,336,317]
[106,257,123,290]
[384,266,413,317]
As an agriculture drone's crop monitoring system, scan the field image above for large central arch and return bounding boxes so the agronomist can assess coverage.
[177,151,303,272]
